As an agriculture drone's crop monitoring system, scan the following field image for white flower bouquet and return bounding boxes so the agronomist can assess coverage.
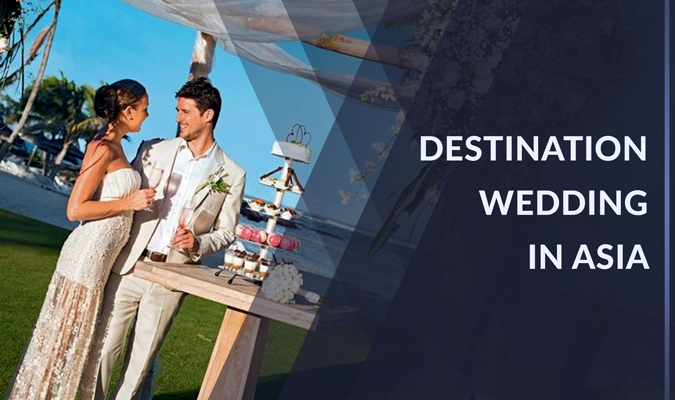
[261,263,320,305]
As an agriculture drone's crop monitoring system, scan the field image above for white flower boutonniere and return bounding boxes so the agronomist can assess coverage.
[196,166,230,195]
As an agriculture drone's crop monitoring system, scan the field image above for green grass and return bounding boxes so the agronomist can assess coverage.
[0,209,374,399]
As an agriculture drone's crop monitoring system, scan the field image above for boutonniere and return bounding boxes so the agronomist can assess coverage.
[196,166,230,195]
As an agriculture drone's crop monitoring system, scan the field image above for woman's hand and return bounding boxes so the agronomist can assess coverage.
[125,188,157,211]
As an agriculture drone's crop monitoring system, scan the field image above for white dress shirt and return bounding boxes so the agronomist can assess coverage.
[147,140,217,255]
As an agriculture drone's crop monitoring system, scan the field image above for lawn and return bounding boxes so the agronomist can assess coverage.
[0,209,372,399]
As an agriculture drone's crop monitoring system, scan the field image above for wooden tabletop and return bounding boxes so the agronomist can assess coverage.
[134,261,358,331]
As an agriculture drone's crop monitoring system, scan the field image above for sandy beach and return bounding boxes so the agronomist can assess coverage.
[0,170,78,230]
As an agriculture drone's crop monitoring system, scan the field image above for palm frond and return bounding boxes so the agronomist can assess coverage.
[0,2,55,90]
[27,26,51,62]
[0,24,52,89]
[23,2,55,34]
[69,117,104,136]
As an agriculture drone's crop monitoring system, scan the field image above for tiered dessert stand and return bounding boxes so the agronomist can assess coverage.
[223,128,312,281]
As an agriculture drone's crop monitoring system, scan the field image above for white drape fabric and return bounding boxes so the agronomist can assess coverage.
[120,0,420,41]
[120,0,421,107]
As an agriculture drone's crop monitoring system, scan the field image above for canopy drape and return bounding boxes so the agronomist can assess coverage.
[120,0,423,108]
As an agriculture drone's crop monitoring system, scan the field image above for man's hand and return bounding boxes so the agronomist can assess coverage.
[172,228,199,253]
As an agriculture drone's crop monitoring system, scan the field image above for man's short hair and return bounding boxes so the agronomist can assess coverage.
[175,77,222,128]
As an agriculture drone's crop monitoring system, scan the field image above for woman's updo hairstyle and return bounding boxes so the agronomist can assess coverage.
[94,79,146,120]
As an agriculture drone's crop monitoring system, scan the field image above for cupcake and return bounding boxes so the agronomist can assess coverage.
[261,177,277,186]
[280,207,296,220]
[248,198,265,212]
[264,203,281,216]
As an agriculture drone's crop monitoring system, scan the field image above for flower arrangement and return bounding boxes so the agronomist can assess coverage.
[195,166,230,195]
[261,263,319,304]
[261,263,303,304]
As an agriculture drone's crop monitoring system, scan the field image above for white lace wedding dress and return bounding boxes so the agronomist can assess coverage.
[7,168,140,400]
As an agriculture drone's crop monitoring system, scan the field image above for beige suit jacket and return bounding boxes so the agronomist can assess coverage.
[112,137,246,275]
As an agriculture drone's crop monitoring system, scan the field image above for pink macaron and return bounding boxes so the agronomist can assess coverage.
[268,234,282,247]
[240,226,253,240]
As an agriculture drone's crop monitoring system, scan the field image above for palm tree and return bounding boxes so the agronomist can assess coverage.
[0,0,60,162]
[50,83,101,178]
[3,74,103,177]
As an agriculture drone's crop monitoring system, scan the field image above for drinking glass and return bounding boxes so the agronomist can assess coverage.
[172,205,195,249]
[145,162,164,211]
[148,162,164,189]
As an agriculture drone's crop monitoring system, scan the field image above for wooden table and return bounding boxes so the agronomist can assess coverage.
[134,261,359,400]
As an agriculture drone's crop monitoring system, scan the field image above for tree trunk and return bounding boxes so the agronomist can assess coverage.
[49,133,72,179]
[41,151,48,175]
[26,144,38,167]
[0,0,60,161]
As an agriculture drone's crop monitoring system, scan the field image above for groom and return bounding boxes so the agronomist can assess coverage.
[94,78,246,400]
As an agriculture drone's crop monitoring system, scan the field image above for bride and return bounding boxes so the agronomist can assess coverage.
[6,79,156,400]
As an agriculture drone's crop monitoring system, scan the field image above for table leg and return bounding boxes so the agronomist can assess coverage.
[198,307,271,400]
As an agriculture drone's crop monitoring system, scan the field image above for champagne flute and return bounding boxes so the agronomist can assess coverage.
[144,162,164,211]
[172,205,195,249]
[178,205,195,229]
[149,162,164,189]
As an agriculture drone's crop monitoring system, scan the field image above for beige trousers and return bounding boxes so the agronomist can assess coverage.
[94,268,185,400]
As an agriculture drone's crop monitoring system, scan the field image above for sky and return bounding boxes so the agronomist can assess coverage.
[6,0,403,226]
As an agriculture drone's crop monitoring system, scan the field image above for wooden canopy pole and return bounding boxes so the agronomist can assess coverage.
[304,34,428,71]
[189,31,217,81]
[223,15,428,71]
[177,31,217,137]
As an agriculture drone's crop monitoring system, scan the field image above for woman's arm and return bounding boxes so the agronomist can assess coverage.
[66,142,154,222]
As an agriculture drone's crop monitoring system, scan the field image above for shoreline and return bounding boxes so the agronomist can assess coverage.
[0,170,77,231]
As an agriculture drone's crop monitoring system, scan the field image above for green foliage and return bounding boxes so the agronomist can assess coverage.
[0,1,56,90]
[195,167,230,195]
[3,73,102,142]
[0,1,22,39]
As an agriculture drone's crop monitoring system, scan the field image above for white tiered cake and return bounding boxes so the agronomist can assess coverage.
[271,141,311,164]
